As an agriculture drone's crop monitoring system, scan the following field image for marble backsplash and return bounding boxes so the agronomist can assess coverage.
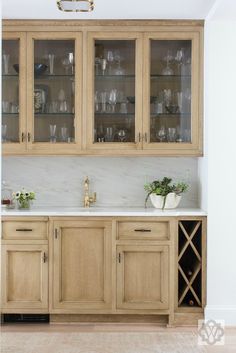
[2,157,199,208]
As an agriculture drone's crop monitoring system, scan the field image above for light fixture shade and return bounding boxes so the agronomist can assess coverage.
[57,0,94,12]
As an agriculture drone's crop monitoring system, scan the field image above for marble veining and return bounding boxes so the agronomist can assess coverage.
[2,157,198,208]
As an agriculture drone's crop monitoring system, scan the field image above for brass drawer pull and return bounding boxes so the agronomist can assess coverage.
[134,229,151,232]
[16,228,33,232]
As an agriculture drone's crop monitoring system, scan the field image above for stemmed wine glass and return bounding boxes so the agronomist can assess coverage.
[106,50,114,75]
[162,50,174,75]
[175,48,185,75]
[62,53,74,75]
[114,50,125,75]
[118,129,126,142]
[156,126,167,142]
[108,89,117,113]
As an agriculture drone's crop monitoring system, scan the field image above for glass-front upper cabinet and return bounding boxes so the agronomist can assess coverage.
[27,33,82,152]
[143,33,202,154]
[86,33,143,151]
[2,33,26,153]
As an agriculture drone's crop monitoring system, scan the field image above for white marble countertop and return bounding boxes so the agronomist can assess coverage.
[1,207,207,217]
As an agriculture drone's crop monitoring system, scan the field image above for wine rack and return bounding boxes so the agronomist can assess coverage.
[177,220,205,309]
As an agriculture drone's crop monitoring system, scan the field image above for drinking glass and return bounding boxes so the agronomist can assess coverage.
[2,124,7,142]
[105,127,113,142]
[108,89,117,113]
[2,101,10,113]
[95,57,101,75]
[49,124,57,143]
[100,91,108,113]
[120,102,128,114]
[48,54,55,75]
[100,59,107,76]
[61,126,68,142]
[94,91,100,112]
[68,53,74,74]
[167,128,177,142]
[3,54,10,75]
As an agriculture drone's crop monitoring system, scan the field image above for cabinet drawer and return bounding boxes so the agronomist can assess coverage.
[118,221,169,240]
[2,221,48,240]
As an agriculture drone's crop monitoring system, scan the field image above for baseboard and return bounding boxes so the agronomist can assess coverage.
[205,306,236,326]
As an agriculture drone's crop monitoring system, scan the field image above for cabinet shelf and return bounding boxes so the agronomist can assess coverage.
[2,113,19,116]
[34,74,74,79]
[35,113,74,116]
[151,74,191,79]
[95,113,134,116]
[151,113,190,117]
[95,74,135,79]
[2,74,19,79]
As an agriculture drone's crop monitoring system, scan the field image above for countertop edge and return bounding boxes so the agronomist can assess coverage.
[1,207,207,217]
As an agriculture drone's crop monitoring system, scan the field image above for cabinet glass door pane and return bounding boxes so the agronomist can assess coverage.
[2,40,20,143]
[150,40,192,143]
[33,40,75,143]
[94,40,135,143]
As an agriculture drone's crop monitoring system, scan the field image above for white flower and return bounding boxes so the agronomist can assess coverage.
[15,192,21,200]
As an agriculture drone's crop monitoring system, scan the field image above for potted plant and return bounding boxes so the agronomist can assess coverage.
[144,177,188,210]
[13,189,35,209]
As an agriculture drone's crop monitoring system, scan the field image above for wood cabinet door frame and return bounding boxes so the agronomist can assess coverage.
[2,32,27,155]
[52,220,112,311]
[117,245,169,310]
[26,32,83,154]
[85,32,143,153]
[1,244,48,312]
[142,30,203,156]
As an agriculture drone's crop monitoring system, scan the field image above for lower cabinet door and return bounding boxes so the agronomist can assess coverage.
[53,221,112,311]
[117,245,169,310]
[1,244,48,311]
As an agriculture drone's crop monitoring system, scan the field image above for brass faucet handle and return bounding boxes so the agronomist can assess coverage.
[90,192,96,204]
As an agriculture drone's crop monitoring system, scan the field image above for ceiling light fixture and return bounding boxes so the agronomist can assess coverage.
[57,0,94,12]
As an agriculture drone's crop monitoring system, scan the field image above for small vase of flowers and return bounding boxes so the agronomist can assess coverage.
[13,189,35,209]
[144,177,188,210]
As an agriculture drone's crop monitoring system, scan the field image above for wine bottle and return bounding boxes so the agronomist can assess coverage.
[188,300,195,306]
[186,269,193,278]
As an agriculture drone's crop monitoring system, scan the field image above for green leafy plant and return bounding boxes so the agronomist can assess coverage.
[144,177,188,209]
[13,188,35,209]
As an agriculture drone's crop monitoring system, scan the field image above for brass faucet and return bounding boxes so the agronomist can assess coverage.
[84,176,96,208]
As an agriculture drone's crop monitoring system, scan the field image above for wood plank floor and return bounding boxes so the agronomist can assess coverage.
[1,324,236,353]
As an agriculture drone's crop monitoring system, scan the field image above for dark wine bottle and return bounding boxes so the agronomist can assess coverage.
[186,269,193,277]
[188,300,195,306]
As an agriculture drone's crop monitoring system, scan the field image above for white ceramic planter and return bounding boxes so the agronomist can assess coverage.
[150,192,182,209]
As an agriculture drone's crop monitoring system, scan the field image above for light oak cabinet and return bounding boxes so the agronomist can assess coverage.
[52,220,112,312]
[2,20,203,156]
[1,244,48,312]
[117,245,169,310]
[1,216,206,325]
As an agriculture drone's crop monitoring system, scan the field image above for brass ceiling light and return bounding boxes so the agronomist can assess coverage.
[57,0,94,12]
